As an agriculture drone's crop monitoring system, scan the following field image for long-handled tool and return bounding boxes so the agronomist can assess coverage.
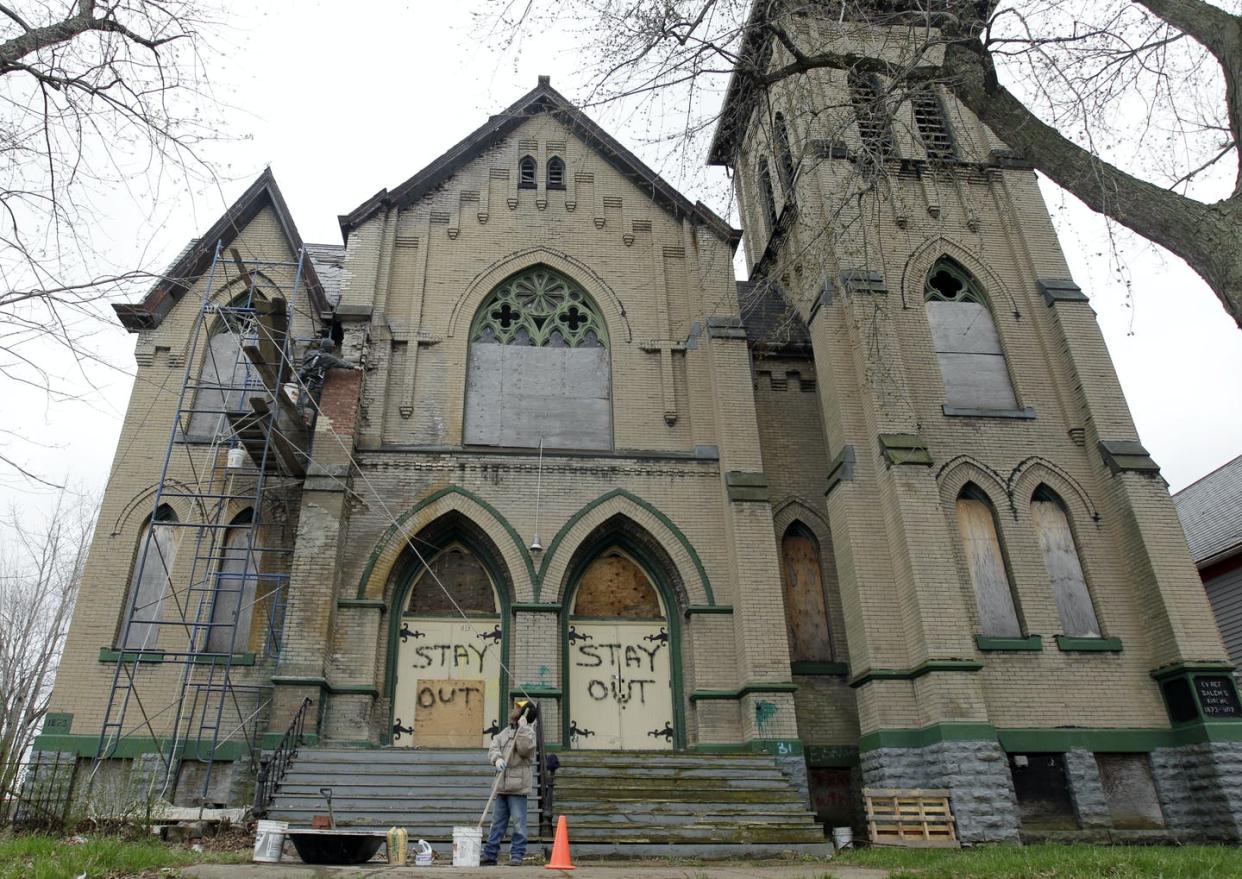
[319,787,336,829]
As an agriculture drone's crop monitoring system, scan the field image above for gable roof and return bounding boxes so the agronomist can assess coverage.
[338,77,740,247]
[113,168,330,331]
[1174,455,1242,568]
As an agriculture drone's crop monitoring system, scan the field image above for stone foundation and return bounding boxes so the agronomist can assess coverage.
[860,741,1021,843]
[1150,741,1242,842]
[1062,749,1111,829]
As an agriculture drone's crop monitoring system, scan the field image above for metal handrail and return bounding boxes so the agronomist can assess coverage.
[252,697,312,816]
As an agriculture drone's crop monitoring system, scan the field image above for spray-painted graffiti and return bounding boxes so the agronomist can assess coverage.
[568,620,673,750]
[754,700,779,735]
[394,618,501,748]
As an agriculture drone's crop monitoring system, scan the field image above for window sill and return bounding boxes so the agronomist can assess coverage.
[944,406,1035,420]
[975,635,1043,652]
[546,183,566,191]
[1055,635,1123,653]
[517,182,536,190]
[790,661,850,677]
[99,647,256,666]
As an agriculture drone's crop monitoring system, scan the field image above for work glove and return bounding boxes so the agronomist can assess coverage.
[494,758,507,772]
[517,714,529,729]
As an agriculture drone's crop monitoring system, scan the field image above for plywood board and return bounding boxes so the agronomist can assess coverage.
[412,678,486,748]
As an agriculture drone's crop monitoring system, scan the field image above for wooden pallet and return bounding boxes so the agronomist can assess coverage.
[864,787,959,847]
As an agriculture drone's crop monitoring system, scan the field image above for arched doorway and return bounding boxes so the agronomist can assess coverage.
[389,537,509,748]
[563,544,679,751]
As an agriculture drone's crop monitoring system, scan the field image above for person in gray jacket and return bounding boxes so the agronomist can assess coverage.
[481,701,537,866]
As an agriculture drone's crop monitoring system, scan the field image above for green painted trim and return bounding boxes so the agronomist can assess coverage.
[31,734,252,761]
[806,745,859,768]
[689,690,739,702]
[510,685,562,698]
[384,533,512,744]
[98,648,256,666]
[746,739,804,756]
[791,661,850,676]
[98,648,164,664]
[850,660,983,688]
[1150,661,1237,682]
[975,635,1043,652]
[560,529,689,751]
[859,722,998,752]
[1055,635,1123,653]
[689,682,799,702]
[511,602,561,613]
[355,486,534,599]
[999,723,1242,752]
[691,743,750,753]
[272,676,328,689]
[270,676,374,696]
[337,598,386,609]
[685,605,733,616]
[536,488,714,604]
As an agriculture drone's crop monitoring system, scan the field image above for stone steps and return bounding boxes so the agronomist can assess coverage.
[266,747,832,858]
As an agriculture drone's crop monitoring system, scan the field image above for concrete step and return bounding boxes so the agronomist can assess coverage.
[269,804,815,826]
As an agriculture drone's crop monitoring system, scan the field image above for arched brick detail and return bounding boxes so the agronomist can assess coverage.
[535,490,713,605]
[110,481,209,537]
[446,248,632,343]
[900,235,1021,316]
[937,455,1012,514]
[355,487,535,602]
[771,496,831,539]
[1008,458,1100,528]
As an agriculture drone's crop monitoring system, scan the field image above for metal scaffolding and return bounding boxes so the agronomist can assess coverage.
[93,241,318,806]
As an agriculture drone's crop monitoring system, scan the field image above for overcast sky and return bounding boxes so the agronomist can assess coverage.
[3,1,1240,521]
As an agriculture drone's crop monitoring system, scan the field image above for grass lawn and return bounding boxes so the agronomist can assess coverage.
[837,843,1242,878]
[0,834,247,879]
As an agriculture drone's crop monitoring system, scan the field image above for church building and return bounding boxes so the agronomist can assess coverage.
[35,4,1242,849]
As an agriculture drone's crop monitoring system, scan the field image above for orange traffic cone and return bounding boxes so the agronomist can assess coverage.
[545,815,575,870]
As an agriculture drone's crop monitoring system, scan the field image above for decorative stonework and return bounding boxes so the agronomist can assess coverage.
[470,267,606,348]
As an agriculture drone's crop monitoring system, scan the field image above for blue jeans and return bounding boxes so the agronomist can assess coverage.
[483,793,528,863]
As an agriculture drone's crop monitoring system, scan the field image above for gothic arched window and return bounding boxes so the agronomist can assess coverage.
[464,266,611,450]
[956,484,1023,637]
[547,156,566,190]
[1031,487,1101,637]
[911,86,955,160]
[518,155,537,189]
[758,159,777,234]
[848,71,894,158]
[207,510,258,654]
[924,257,1018,412]
[189,299,259,438]
[774,113,796,197]
[117,505,180,650]
[780,522,833,663]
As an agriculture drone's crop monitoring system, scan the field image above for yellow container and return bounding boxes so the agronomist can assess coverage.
[386,826,409,865]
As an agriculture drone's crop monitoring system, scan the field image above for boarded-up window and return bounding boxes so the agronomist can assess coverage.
[774,113,796,197]
[464,266,610,450]
[518,155,536,189]
[925,258,1017,411]
[207,514,258,653]
[118,506,180,650]
[573,550,662,618]
[781,523,833,662]
[547,156,565,189]
[189,309,257,437]
[1096,754,1165,829]
[758,158,777,233]
[1032,488,1101,637]
[848,71,894,158]
[1009,753,1078,830]
[956,486,1022,637]
[911,87,955,160]
[409,546,497,615]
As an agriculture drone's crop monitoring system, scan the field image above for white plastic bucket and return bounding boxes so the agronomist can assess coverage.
[226,447,248,470]
[253,819,288,863]
[452,826,482,867]
[832,826,854,850]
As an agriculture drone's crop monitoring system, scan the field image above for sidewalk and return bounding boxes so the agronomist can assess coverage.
[184,861,887,879]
